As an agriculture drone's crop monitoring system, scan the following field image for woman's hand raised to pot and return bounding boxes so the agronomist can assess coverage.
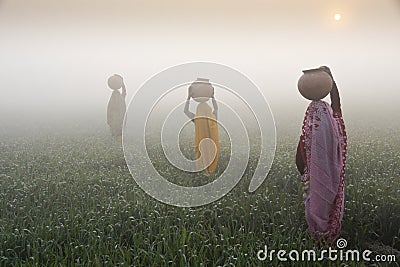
[319,66,334,81]
[187,86,193,100]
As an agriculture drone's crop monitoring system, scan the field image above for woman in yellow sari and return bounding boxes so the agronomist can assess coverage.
[184,78,219,174]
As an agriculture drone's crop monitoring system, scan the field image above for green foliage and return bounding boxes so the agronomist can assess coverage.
[0,124,399,266]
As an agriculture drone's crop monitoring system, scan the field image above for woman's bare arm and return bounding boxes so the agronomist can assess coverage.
[330,81,342,114]
[184,89,195,120]
[296,138,306,175]
[319,66,342,114]
[211,95,218,119]
[121,82,127,99]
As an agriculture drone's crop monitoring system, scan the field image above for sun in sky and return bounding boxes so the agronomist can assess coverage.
[334,13,342,21]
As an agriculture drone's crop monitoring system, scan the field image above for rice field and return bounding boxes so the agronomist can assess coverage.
[0,119,399,266]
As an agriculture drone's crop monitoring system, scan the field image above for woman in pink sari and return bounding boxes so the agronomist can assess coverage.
[296,66,347,244]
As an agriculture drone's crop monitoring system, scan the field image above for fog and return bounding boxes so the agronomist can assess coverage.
[0,0,399,134]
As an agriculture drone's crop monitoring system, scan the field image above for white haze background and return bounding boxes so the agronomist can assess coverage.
[0,0,399,132]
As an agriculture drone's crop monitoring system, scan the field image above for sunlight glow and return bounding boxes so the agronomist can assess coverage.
[334,13,342,21]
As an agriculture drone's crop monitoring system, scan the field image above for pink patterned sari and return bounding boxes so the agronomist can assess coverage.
[300,100,347,244]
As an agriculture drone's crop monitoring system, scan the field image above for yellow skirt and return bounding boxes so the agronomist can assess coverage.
[194,102,219,174]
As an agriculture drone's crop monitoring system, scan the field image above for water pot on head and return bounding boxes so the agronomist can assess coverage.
[189,78,214,103]
[108,75,123,90]
[298,69,333,100]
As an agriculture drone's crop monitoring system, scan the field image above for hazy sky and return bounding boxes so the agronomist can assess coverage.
[0,0,399,125]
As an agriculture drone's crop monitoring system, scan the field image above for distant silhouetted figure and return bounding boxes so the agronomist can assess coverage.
[184,78,219,174]
[107,74,126,142]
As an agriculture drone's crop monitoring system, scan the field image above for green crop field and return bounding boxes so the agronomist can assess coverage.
[0,119,399,266]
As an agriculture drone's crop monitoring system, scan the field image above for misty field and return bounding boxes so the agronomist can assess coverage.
[0,120,399,266]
